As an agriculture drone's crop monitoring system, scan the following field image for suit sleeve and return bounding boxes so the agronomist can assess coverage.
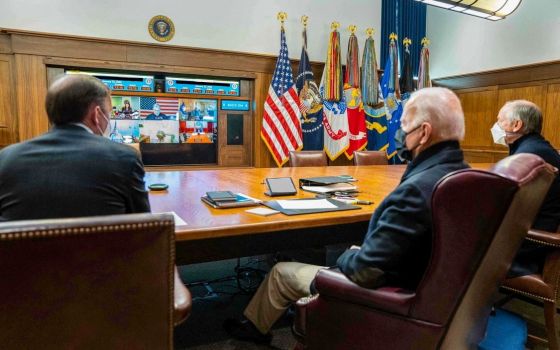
[337,183,429,288]
[126,153,151,213]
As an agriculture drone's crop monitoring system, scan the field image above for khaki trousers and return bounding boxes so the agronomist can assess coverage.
[243,262,324,334]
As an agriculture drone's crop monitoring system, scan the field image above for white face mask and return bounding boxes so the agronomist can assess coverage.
[97,108,112,138]
[490,122,507,146]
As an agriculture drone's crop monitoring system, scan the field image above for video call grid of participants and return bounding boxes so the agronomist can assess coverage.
[109,96,217,144]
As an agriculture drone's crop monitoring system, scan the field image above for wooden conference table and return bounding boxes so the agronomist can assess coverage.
[146,164,491,265]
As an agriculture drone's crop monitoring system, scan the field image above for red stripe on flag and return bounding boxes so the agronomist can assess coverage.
[277,91,300,149]
[264,94,291,160]
[260,127,283,165]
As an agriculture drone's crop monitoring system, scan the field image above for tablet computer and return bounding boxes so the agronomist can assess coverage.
[265,177,297,197]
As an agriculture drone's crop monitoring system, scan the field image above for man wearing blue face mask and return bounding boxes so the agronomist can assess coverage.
[493,100,560,276]
[0,74,150,220]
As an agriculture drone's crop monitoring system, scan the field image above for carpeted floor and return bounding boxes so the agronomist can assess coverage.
[174,258,297,350]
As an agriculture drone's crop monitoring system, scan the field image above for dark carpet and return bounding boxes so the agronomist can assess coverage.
[174,258,296,350]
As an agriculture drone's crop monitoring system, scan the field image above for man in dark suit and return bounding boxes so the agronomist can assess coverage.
[492,100,560,276]
[0,74,150,220]
[225,87,469,343]
[145,103,168,120]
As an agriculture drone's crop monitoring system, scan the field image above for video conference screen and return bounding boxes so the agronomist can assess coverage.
[109,96,217,145]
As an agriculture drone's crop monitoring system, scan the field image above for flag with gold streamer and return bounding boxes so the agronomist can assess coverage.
[418,37,431,89]
[380,33,403,160]
[323,23,343,102]
[361,29,379,107]
[296,16,324,150]
[343,26,367,159]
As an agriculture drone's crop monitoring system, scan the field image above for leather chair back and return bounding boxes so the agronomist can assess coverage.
[419,154,557,348]
[352,151,388,165]
[0,213,177,349]
[289,151,328,167]
[294,153,556,350]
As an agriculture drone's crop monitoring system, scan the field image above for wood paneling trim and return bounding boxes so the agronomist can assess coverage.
[44,57,257,79]
[0,54,17,145]
[14,54,48,141]
[434,60,560,90]
[12,34,127,62]
[0,34,11,54]
[2,28,324,76]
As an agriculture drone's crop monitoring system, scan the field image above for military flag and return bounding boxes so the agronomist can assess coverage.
[323,23,343,102]
[344,27,367,159]
[361,29,379,107]
[261,24,303,167]
[399,38,414,104]
[322,24,349,161]
[380,33,403,161]
[365,104,388,153]
[418,37,432,89]
[296,16,323,151]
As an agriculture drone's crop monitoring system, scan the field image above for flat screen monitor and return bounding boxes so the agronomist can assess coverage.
[109,96,218,165]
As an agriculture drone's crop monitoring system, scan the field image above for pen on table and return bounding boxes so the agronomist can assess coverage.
[352,200,372,205]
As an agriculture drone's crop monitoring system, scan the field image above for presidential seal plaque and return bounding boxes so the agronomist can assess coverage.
[148,15,175,42]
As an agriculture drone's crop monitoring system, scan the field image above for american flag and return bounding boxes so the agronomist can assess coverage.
[140,97,178,117]
[260,29,303,167]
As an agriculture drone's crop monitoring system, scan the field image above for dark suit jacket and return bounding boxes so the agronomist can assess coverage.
[337,141,468,290]
[508,133,560,276]
[0,124,150,221]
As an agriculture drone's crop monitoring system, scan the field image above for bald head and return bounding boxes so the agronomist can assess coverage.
[45,74,110,125]
[498,100,542,135]
[401,87,465,142]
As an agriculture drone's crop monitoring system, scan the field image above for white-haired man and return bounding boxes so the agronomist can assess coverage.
[492,100,560,276]
[225,87,469,344]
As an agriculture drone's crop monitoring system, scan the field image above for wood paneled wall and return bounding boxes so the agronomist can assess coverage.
[0,28,324,168]
[434,61,560,163]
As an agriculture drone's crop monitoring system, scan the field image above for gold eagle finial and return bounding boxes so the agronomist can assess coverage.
[277,12,287,29]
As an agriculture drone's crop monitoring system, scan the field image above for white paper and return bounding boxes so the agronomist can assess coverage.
[156,211,188,226]
[301,183,357,194]
[276,199,338,210]
[245,207,280,216]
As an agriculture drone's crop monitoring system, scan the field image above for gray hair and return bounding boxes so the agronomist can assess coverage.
[401,87,465,141]
[501,100,542,134]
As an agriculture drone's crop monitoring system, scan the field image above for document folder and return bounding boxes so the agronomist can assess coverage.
[262,198,360,216]
[299,176,355,187]
[299,176,358,194]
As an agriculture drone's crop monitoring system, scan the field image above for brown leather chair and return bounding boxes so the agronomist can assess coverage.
[352,150,388,165]
[289,151,328,167]
[501,226,560,349]
[0,213,192,349]
[293,154,556,350]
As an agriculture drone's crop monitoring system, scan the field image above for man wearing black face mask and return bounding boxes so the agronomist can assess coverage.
[225,87,469,344]
[0,74,150,220]
[493,100,560,277]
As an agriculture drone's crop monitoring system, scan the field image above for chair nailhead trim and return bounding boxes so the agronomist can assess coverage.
[501,285,555,303]
[526,237,560,248]
[0,220,175,241]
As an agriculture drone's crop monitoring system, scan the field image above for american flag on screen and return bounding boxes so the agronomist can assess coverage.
[140,97,178,117]
[260,28,303,167]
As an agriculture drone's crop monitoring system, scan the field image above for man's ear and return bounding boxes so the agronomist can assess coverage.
[419,123,432,145]
[512,119,524,133]
[83,104,99,129]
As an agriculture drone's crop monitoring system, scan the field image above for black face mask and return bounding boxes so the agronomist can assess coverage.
[395,126,421,162]
[395,128,412,162]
